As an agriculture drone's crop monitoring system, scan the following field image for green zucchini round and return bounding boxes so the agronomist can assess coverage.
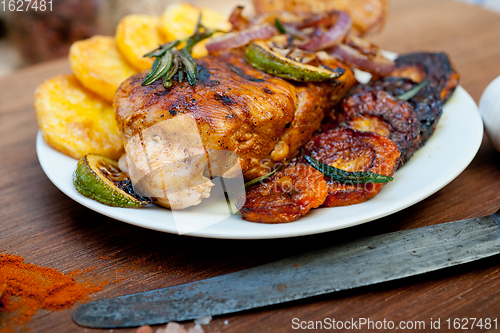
[73,154,150,208]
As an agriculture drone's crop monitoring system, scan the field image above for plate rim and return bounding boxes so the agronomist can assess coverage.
[36,85,484,239]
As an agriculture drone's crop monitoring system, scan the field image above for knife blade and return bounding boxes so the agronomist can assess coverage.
[73,211,500,328]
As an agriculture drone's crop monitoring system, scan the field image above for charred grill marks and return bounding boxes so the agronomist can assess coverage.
[227,63,266,82]
[214,94,237,107]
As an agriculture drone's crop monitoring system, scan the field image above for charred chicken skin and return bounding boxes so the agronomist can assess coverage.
[114,51,355,209]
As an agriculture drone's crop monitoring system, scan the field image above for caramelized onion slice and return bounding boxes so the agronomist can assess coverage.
[228,5,248,31]
[330,43,395,76]
[299,11,352,51]
[205,24,278,53]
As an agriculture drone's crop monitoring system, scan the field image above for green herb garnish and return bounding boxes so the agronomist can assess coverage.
[225,159,286,212]
[397,80,429,101]
[304,155,393,184]
[275,18,287,34]
[244,159,286,188]
[142,14,223,88]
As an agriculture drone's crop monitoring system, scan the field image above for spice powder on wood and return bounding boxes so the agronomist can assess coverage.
[0,252,108,332]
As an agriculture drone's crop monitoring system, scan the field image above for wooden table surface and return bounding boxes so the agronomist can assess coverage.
[2,0,500,332]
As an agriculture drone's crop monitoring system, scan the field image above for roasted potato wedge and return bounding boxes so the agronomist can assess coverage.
[116,14,165,71]
[69,36,137,102]
[159,3,231,58]
[34,74,124,160]
[391,52,459,103]
[304,128,399,207]
[238,162,327,223]
[252,0,389,35]
[340,87,420,164]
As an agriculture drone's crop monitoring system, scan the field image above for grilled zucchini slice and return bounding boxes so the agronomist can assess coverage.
[73,154,150,207]
[245,40,344,82]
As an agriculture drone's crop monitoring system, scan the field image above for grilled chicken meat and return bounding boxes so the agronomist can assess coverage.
[114,51,355,209]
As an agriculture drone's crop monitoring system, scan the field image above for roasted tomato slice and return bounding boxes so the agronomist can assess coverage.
[305,127,376,172]
[355,77,443,146]
[237,162,327,223]
[391,52,459,103]
[340,88,419,165]
[304,128,400,207]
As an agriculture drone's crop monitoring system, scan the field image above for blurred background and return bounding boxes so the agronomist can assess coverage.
[0,0,498,78]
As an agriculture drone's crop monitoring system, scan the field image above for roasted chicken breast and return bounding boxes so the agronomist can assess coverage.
[114,51,355,209]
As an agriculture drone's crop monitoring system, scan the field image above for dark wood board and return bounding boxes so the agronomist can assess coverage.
[1,0,500,332]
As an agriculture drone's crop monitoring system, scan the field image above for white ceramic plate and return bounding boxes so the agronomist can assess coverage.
[37,86,483,239]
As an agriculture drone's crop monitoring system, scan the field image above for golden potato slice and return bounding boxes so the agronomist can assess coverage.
[69,36,137,102]
[34,74,124,160]
[160,3,231,58]
[116,14,165,72]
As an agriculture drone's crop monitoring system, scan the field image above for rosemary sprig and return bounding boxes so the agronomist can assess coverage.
[397,80,429,101]
[224,159,286,212]
[304,155,393,184]
[244,159,286,188]
[142,14,223,88]
[275,18,287,34]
